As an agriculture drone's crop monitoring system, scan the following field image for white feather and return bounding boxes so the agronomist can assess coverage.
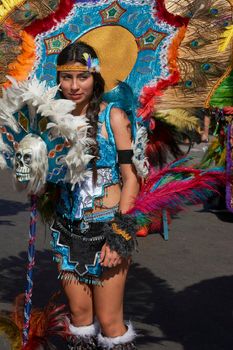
[1,76,96,186]
[0,154,7,169]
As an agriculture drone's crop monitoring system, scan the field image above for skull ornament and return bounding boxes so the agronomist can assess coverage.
[15,148,33,182]
[13,134,48,194]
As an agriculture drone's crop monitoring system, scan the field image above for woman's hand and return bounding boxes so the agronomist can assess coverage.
[100,243,122,268]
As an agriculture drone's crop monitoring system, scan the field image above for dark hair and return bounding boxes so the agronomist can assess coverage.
[57,41,105,182]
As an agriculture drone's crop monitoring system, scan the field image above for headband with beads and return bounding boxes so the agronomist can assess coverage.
[57,52,100,73]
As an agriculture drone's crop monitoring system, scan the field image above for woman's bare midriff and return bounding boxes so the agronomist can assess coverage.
[85,183,121,214]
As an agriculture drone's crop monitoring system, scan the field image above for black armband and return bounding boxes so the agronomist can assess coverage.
[105,212,138,257]
[117,150,134,164]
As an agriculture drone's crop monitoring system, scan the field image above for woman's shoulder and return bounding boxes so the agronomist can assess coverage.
[99,102,126,115]
[109,106,130,129]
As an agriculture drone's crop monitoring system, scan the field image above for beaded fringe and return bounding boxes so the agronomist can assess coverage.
[58,271,103,286]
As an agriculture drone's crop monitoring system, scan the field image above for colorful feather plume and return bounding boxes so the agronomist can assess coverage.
[0,293,71,349]
[128,159,226,228]
[155,0,233,109]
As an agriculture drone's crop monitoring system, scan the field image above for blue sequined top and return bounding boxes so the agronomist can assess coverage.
[56,103,120,221]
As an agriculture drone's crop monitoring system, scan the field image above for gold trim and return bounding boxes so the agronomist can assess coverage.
[57,65,92,72]
[111,223,132,241]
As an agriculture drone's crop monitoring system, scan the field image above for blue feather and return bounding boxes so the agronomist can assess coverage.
[103,82,138,139]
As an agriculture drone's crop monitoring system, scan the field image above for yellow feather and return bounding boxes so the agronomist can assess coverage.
[0,316,21,350]
[217,147,227,167]
[0,0,26,23]
[83,53,89,62]
[219,25,233,52]
[155,109,199,131]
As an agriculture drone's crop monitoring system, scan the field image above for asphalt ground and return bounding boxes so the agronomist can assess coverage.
[0,141,233,350]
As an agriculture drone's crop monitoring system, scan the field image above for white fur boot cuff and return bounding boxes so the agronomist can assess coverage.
[97,322,136,349]
[67,318,99,337]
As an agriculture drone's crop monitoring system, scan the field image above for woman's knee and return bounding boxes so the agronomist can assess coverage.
[97,314,126,337]
[69,304,93,326]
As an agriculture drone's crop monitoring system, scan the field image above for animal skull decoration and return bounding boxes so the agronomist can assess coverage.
[15,148,33,182]
[14,134,48,194]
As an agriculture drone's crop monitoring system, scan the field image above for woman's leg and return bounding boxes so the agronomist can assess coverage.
[93,260,136,349]
[201,115,210,142]
[62,279,93,326]
[62,279,97,349]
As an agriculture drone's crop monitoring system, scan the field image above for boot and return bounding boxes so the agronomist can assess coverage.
[97,322,137,350]
[67,320,99,350]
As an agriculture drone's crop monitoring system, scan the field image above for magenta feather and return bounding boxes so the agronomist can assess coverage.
[129,165,226,225]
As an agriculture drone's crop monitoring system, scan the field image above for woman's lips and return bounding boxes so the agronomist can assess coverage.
[69,93,83,99]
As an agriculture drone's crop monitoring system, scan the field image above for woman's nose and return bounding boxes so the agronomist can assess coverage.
[71,79,80,90]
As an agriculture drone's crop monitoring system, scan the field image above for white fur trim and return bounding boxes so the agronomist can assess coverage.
[68,318,99,338]
[97,322,136,349]
[132,125,149,178]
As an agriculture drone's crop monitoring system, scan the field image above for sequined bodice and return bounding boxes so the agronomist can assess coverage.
[56,103,119,220]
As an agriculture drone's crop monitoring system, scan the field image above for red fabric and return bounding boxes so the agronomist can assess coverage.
[25,0,75,37]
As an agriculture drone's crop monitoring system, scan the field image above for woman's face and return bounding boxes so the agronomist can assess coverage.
[59,62,94,105]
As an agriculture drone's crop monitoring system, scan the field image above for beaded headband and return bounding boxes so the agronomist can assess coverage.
[57,52,100,73]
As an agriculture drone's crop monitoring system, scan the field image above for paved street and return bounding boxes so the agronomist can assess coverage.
[0,142,233,349]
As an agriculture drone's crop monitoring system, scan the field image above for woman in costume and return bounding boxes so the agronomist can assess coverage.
[50,40,139,350]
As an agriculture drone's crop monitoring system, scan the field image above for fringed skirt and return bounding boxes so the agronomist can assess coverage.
[50,207,118,285]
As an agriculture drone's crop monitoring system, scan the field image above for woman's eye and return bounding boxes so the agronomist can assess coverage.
[79,75,88,80]
[61,75,71,80]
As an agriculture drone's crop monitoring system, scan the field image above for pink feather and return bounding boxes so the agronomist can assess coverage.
[129,166,226,223]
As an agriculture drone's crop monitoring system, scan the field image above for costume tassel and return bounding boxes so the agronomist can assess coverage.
[226,124,233,213]
[22,195,38,348]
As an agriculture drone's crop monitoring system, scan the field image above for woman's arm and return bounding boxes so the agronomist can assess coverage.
[110,107,140,212]
[100,108,140,268]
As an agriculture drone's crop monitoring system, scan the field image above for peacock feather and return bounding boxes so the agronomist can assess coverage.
[156,0,233,109]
